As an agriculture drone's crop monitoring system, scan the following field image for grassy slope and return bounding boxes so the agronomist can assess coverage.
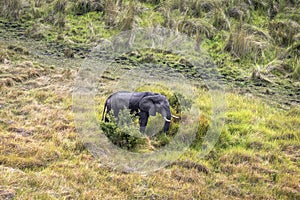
[0,0,300,199]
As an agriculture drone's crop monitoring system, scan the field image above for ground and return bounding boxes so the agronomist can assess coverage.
[0,0,299,199]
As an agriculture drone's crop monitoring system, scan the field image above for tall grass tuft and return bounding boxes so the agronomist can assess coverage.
[224,24,273,62]
[293,65,300,80]
[103,0,140,30]
[138,0,160,5]
[103,0,122,27]
[163,0,216,18]
[47,0,68,30]
[0,0,21,19]
[72,0,104,15]
[269,19,300,46]
[118,1,139,31]
[177,18,215,39]
[213,7,230,31]
[53,0,67,14]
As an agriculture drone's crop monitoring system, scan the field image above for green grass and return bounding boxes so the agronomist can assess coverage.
[0,0,300,199]
[1,44,299,198]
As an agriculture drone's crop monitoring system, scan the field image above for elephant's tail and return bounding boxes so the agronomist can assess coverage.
[102,99,108,121]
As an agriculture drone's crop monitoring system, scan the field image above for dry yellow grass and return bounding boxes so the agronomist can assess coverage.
[0,40,299,199]
[0,0,300,198]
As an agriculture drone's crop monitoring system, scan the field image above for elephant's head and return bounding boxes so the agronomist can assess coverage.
[139,94,171,132]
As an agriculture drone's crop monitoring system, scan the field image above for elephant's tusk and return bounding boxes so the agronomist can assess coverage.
[171,114,179,119]
[164,117,171,122]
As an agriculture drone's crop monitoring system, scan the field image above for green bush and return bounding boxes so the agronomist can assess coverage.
[100,109,147,151]
[100,121,148,151]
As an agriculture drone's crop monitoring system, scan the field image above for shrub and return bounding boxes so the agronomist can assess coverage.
[100,119,147,151]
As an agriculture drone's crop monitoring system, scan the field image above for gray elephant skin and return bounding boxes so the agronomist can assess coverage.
[102,91,172,133]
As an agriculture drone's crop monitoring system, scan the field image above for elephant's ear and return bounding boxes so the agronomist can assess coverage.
[139,96,156,116]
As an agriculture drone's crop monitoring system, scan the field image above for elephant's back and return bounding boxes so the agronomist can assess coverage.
[129,92,153,109]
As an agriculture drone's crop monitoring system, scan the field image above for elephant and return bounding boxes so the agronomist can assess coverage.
[102,91,177,133]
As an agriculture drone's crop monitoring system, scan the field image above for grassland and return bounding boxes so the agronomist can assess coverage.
[1,0,299,199]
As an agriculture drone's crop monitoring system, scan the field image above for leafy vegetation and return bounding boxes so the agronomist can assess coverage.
[98,85,191,151]
[0,0,299,199]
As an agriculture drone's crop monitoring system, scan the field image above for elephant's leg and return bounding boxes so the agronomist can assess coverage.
[139,111,149,133]
[105,107,111,122]
[113,108,120,123]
